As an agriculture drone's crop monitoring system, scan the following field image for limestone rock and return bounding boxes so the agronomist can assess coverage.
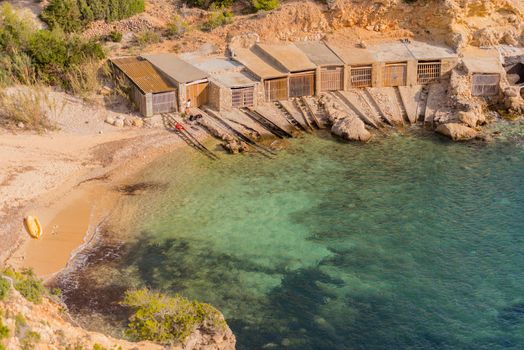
[132,118,144,127]
[458,110,485,128]
[105,116,115,125]
[223,140,249,154]
[114,119,125,128]
[331,116,371,142]
[505,96,524,114]
[436,123,478,141]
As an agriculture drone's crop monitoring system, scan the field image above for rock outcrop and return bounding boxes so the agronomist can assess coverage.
[436,123,478,141]
[0,282,236,350]
[331,116,371,142]
[320,94,372,142]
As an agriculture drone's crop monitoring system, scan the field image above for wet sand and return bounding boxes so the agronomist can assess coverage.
[9,184,119,279]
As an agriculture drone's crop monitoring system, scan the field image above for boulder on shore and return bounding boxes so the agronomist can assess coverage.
[436,123,478,141]
[331,116,371,142]
[458,110,485,128]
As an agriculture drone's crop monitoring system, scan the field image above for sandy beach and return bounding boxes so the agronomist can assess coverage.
[0,88,209,280]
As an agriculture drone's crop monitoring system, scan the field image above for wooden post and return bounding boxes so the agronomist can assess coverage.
[145,93,153,117]
[343,65,350,91]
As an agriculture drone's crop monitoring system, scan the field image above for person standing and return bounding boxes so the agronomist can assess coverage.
[185,98,192,116]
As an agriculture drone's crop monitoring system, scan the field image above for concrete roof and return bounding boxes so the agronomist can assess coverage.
[294,41,343,66]
[189,56,244,74]
[256,43,317,72]
[110,57,176,94]
[233,48,287,80]
[325,42,375,66]
[142,53,208,84]
[462,47,504,74]
[369,41,415,62]
[214,71,257,88]
[406,41,457,60]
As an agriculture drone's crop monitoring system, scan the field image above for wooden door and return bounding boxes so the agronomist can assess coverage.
[289,72,315,97]
[384,63,407,87]
[350,65,373,88]
[232,87,254,108]
[321,66,344,92]
[186,82,209,108]
[265,78,288,101]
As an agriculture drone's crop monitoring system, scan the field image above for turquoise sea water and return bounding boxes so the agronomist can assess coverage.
[62,126,524,349]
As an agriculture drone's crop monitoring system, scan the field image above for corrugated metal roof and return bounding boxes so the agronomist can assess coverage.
[142,53,208,84]
[256,43,317,72]
[295,41,343,66]
[233,48,288,80]
[111,57,176,94]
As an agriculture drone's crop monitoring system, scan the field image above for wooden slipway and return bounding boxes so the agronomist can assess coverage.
[424,83,448,128]
[398,86,423,124]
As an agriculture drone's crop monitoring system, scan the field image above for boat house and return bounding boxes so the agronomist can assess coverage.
[462,47,505,97]
[295,41,345,93]
[254,43,318,99]
[110,57,177,117]
[142,53,210,112]
[188,56,262,111]
[232,47,289,102]
[326,40,459,89]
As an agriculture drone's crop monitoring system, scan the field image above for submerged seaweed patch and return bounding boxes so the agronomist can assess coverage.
[116,182,168,196]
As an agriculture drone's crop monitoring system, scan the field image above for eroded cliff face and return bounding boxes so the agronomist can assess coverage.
[197,0,524,51]
[252,0,524,48]
[82,0,524,54]
[0,284,236,350]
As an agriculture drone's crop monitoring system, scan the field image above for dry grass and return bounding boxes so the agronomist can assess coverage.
[0,86,55,132]
[64,59,106,100]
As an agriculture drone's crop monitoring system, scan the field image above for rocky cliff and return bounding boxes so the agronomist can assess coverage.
[0,280,236,350]
[81,0,524,54]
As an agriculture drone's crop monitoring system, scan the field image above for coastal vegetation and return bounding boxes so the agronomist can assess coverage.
[1,268,46,304]
[202,6,235,31]
[0,87,56,131]
[0,278,9,301]
[0,3,105,89]
[0,315,9,350]
[41,0,146,33]
[252,0,280,12]
[185,0,279,12]
[122,288,226,344]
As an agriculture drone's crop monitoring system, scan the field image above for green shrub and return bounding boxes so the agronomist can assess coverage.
[202,8,234,32]
[0,318,9,339]
[0,316,8,350]
[21,330,40,350]
[40,0,83,33]
[0,278,9,301]
[165,15,189,39]
[41,0,146,33]
[108,30,123,42]
[252,0,279,11]
[184,0,234,9]
[92,344,108,350]
[2,268,45,304]
[122,288,225,344]
[134,30,161,47]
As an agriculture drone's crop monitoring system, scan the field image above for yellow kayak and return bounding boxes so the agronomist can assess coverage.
[24,216,43,239]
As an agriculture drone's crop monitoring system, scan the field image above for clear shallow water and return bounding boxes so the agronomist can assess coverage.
[64,128,524,349]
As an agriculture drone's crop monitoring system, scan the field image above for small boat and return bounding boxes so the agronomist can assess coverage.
[24,216,43,239]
